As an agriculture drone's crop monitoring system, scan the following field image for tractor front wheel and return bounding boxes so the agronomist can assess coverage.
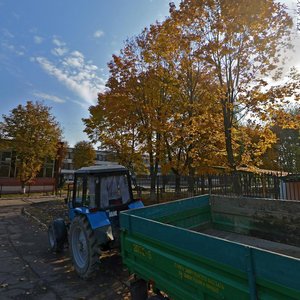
[69,215,100,279]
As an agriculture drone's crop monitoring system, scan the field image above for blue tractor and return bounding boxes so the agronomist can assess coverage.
[48,164,143,279]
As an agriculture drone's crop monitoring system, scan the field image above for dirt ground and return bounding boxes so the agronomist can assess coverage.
[25,198,68,226]
[0,198,132,299]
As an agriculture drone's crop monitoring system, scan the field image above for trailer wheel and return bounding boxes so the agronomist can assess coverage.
[130,279,148,300]
[48,219,67,252]
[69,215,100,279]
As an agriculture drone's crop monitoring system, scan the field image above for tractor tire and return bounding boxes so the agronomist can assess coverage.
[48,219,67,253]
[69,215,100,279]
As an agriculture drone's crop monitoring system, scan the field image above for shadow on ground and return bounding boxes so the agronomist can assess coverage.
[0,204,131,299]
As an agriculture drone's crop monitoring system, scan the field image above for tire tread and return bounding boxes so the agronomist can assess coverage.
[69,215,100,279]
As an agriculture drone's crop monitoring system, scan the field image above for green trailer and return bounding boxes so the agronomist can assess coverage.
[120,195,300,300]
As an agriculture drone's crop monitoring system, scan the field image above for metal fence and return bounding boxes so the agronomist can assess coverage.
[280,174,300,201]
[135,172,300,204]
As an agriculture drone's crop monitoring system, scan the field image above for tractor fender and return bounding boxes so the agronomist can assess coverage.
[72,207,111,229]
[72,208,113,245]
[128,200,144,209]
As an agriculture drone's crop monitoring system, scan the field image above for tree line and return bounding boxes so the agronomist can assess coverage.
[83,0,300,196]
[0,101,96,193]
[1,0,300,195]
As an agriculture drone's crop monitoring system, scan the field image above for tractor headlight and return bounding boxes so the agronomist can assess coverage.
[106,225,114,241]
[94,225,113,244]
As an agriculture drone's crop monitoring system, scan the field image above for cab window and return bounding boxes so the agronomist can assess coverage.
[99,174,130,208]
[75,176,84,205]
[86,176,99,209]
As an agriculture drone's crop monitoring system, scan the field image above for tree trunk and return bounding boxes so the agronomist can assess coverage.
[231,170,241,196]
[150,172,156,201]
[161,176,167,193]
[188,165,195,196]
[170,168,181,194]
[223,103,241,194]
[188,177,195,196]
[201,176,205,194]
[223,114,235,169]
[149,152,157,201]
[21,182,26,194]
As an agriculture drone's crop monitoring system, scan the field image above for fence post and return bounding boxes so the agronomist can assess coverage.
[274,175,280,199]
[156,175,160,203]
[27,184,31,197]
[208,175,212,194]
[201,176,205,194]
[161,175,166,193]
[223,174,227,195]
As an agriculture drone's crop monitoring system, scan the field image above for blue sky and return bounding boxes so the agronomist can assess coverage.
[0,0,299,147]
[0,0,180,146]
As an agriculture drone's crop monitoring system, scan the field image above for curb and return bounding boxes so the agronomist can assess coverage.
[22,207,48,230]
[0,195,64,201]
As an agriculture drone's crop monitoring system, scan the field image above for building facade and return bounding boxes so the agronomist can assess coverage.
[0,149,56,194]
[0,146,114,194]
[60,148,113,182]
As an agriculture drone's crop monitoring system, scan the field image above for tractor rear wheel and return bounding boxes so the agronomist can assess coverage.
[69,215,100,279]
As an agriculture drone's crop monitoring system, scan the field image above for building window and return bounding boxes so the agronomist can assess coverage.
[0,165,10,177]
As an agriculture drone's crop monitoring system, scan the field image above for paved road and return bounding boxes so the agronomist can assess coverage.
[0,200,130,299]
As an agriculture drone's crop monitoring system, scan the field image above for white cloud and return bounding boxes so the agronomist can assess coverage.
[33,92,66,103]
[72,99,89,109]
[63,51,85,68]
[2,28,14,39]
[1,29,26,56]
[50,36,69,56]
[34,35,43,44]
[71,50,84,58]
[35,51,105,106]
[2,42,24,56]
[52,37,66,47]
[94,30,104,38]
[51,47,68,56]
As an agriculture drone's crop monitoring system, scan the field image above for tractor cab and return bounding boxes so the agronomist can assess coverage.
[68,164,134,212]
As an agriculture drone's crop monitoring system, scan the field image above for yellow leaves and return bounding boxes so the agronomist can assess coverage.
[0,101,61,185]
[84,0,297,175]
[232,124,277,168]
[73,141,96,170]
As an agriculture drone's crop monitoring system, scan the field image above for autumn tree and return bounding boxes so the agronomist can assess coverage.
[54,141,68,190]
[170,0,293,174]
[133,28,176,195]
[73,141,96,170]
[84,74,147,175]
[235,123,277,167]
[84,31,172,199]
[261,107,300,172]
[84,80,147,175]
[271,126,300,172]
[138,19,227,195]
[85,0,298,199]
[0,101,62,193]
